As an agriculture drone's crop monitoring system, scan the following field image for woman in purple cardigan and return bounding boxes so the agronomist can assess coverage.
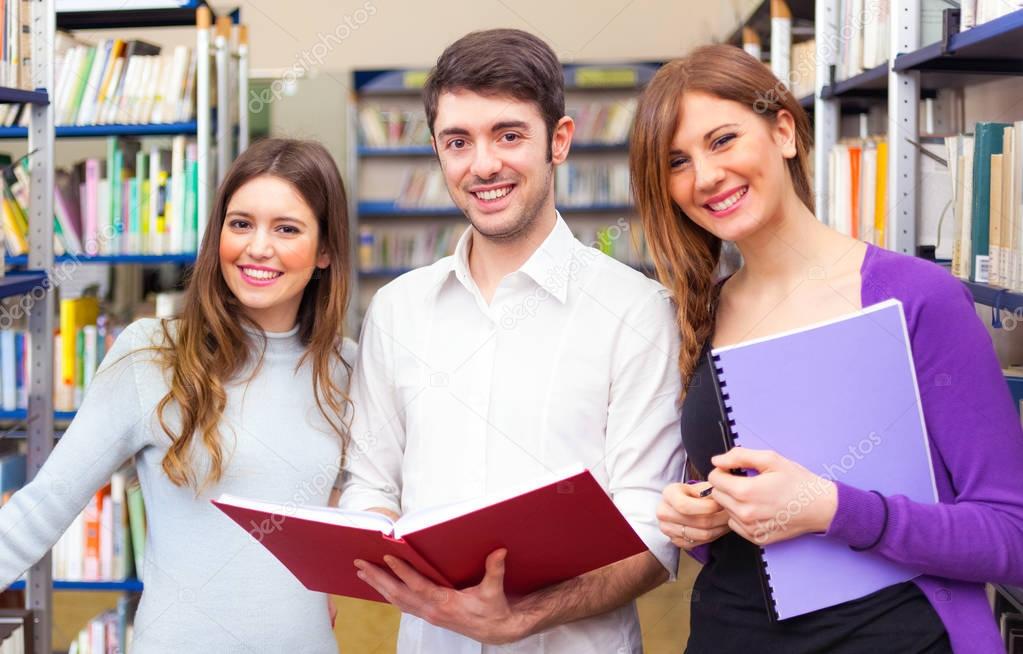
[631,44,1023,653]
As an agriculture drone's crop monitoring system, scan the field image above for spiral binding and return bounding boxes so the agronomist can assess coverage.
[708,351,780,622]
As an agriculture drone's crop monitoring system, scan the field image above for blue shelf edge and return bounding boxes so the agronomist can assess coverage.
[894,9,1023,72]
[5,253,196,266]
[0,122,198,139]
[960,279,1023,312]
[0,410,76,422]
[7,579,143,592]
[823,63,890,98]
[0,271,48,299]
[0,87,48,106]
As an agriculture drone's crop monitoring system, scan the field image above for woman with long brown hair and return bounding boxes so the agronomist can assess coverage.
[0,138,352,652]
[633,45,1023,653]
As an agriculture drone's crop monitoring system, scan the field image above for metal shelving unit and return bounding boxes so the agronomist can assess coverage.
[0,4,248,653]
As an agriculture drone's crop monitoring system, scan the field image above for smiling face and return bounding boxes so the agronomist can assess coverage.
[218,174,329,332]
[432,90,571,242]
[667,91,798,244]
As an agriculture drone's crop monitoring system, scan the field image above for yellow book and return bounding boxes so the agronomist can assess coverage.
[0,196,28,255]
[873,139,888,247]
[59,297,99,386]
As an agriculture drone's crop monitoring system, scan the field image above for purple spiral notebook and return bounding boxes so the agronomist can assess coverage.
[709,299,938,620]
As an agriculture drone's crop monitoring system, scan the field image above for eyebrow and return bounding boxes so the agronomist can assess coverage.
[435,120,532,140]
[225,210,303,223]
[669,123,740,155]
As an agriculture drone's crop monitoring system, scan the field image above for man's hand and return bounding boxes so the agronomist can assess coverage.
[354,549,531,645]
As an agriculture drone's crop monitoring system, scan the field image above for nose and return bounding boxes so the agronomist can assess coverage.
[469,142,501,180]
[246,226,274,260]
[693,155,726,197]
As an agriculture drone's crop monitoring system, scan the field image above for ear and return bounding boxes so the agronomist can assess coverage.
[773,109,798,160]
[550,115,575,165]
[316,248,330,269]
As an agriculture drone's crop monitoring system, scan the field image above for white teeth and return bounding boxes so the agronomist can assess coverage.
[242,268,281,280]
[474,187,512,201]
[708,186,748,212]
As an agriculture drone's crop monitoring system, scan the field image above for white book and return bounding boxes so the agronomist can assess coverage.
[170,135,186,253]
[114,56,139,124]
[0,331,16,411]
[100,491,113,579]
[77,39,112,125]
[860,144,878,243]
[96,56,124,125]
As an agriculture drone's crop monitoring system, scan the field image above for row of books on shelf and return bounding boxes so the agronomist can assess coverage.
[0,450,148,585]
[392,163,632,210]
[357,221,652,271]
[0,33,196,128]
[67,598,139,654]
[358,100,637,149]
[948,121,1023,289]
[0,136,201,258]
[0,0,32,92]
[828,134,957,262]
[53,467,146,583]
[0,299,125,412]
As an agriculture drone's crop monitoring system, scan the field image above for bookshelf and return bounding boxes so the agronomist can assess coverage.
[805,3,1023,643]
[0,4,247,653]
[349,62,660,318]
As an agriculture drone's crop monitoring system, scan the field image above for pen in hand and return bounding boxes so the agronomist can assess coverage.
[699,486,714,498]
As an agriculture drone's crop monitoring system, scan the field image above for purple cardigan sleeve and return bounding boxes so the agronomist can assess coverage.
[826,263,1023,585]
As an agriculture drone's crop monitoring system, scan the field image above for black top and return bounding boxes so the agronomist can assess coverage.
[680,346,952,654]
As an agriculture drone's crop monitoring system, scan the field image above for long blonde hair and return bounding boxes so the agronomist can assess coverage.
[154,138,353,490]
[630,45,814,392]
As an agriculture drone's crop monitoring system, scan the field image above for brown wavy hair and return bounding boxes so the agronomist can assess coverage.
[154,138,353,490]
[630,44,813,394]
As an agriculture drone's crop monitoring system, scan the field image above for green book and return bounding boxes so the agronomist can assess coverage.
[107,137,120,252]
[125,478,147,580]
[135,150,148,251]
[970,122,1011,282]
[185,157,197,252]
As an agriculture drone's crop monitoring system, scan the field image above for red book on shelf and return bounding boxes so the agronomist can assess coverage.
[212,466,648,603]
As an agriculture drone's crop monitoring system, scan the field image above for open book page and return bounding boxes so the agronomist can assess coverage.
[391,462,586,539]
[214,494,396,533]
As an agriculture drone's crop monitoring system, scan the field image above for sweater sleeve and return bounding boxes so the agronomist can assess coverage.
[826,270,1023,585]
[0,320,155,588]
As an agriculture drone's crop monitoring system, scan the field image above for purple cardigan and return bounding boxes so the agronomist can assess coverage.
[691,244,1023,653]
[825,244,1023,652]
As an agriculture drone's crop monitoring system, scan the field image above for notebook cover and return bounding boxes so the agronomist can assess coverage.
[710,299,938,620]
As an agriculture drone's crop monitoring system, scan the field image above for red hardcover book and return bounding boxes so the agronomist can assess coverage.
[212,466,648,603]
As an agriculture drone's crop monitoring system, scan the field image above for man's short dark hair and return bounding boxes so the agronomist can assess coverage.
[423,29,565,157]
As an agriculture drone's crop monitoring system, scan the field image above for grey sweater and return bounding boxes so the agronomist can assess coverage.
[0,318,351,653]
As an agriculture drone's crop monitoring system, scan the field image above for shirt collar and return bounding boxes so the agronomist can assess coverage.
[432,212,577,303]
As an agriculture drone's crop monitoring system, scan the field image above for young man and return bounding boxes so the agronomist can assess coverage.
[341,29,682,653]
